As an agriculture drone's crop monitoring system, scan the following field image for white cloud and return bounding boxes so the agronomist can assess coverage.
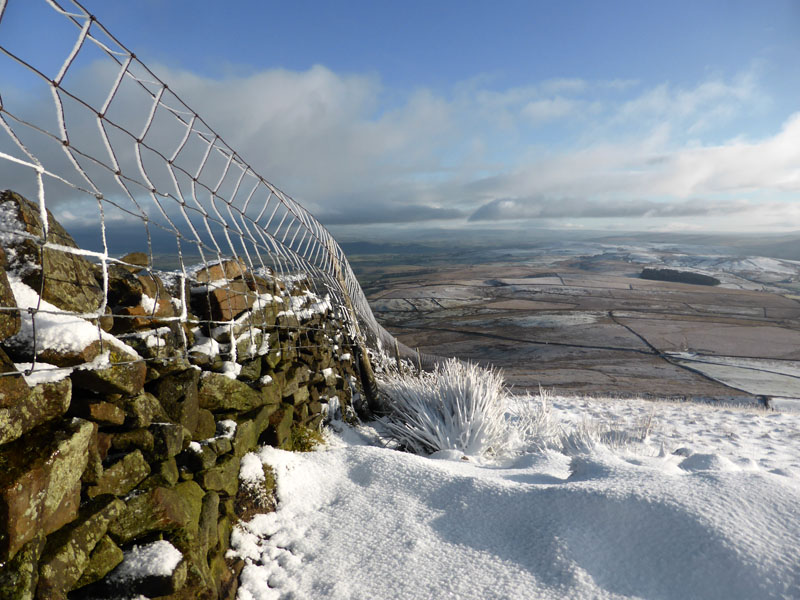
[521,97,578,122]
[1,58,795,233]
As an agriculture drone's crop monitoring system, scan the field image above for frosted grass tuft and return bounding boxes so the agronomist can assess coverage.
[378,358,508,457]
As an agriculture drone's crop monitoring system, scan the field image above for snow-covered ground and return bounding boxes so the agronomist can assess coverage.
[231,395,800,599]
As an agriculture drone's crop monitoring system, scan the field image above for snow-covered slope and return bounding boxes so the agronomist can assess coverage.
[232,395,800,600]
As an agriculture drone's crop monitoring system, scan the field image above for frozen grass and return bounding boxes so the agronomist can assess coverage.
[378,358,508,457]
[378,360,659,459]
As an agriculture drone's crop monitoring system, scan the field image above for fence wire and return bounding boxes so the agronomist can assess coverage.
[0,0,422,380]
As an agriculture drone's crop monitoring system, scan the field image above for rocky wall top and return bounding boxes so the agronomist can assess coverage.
[0,190,368,600]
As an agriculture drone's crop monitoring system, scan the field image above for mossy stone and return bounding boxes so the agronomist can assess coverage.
[0,419,92,562]
[74,535,124,589]
[180,443,217,472]
[0,377,71,446]
[69,344,147,397]
[36,496,124,598]
[0,190,103,314]
[238,357,261,382]
[108,486,194,545]
[117,391,168,428]
[0,530,45,600]
[197,371,263,412]
[86,450,150,498]
[198,491,220,555]
[195,455,240,496]
[139,457,180,490]
[0,347,26,409]
[109,428,155,454]
[149,422,185,461]
[148,368,200,432]
[260,405,294,449]
[194,408,217,441]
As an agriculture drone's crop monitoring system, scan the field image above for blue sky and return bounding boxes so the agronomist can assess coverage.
[1,0,799,235]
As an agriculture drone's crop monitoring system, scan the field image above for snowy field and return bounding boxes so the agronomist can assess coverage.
[232,395,800,599]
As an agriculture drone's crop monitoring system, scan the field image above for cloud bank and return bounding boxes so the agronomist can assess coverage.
[2,60,798,233]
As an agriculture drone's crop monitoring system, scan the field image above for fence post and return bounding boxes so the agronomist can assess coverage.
[326,238,381,414]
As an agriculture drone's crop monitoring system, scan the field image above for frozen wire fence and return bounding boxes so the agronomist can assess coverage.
[0,0,423,377]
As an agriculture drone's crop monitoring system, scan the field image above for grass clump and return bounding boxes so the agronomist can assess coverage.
[378,358,508,457]
[289,425,325,452]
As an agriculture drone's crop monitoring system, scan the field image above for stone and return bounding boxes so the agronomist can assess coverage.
[109,428,155,454]
[219,499,235,518]
[150,422,185,461]
[119,251,148,273]
[67,396,126,426]
[229,406,278,459]
[238,357,261,382]
[69,343,147,397]
[117,390,168,429]
[298,403,310,422]
[260,405,294,449]
[165,546,216,600]
[36,497,124,599]
[180,443,217,472]
[83,540,188,598]
[262,346,282,370]
[0,348,27,409]
[260,378,282,406]
[195,455,239,496]
[148,368,200,433]
[305,414,323,431]
[106,264,143,308]
[0,377,71,445]
[194,408,217,441]
[112,303,169,334]
[0,190,103,314]
[231,420,256,458]
[111,273,176,334]
[192,278,255,322]
[209,553,239,600]
[276,311,300,332]
[197,371,263,412]
[286,386,310,406]
[234,329,268,363]
[198,491,220,554]
[139,457,179,490]
[218,303,279,343]
[0,254,20,342]
[74,535,124,588]
[278,364,310,397]
[95,432,113,462]
[144,356,193,382]
[120,323,191,361]
[208,435,232,457]
[86,450,150,498]
[0,419,92,562]
[82,424,104,485]
[108,485,196,545]
[173,480,205,539]
[192,259,248,284]
[245,272,280,295]
[0,530,45,600]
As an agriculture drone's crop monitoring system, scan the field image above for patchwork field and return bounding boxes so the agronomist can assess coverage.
[356,244,800,404]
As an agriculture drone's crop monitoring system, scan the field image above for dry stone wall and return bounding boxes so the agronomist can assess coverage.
[0,190,369,599]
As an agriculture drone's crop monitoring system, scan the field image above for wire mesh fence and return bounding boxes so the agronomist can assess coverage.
[0,0,425,382]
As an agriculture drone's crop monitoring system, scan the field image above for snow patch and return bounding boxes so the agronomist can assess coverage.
[108,540,182,582]
[6,276,139,360]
